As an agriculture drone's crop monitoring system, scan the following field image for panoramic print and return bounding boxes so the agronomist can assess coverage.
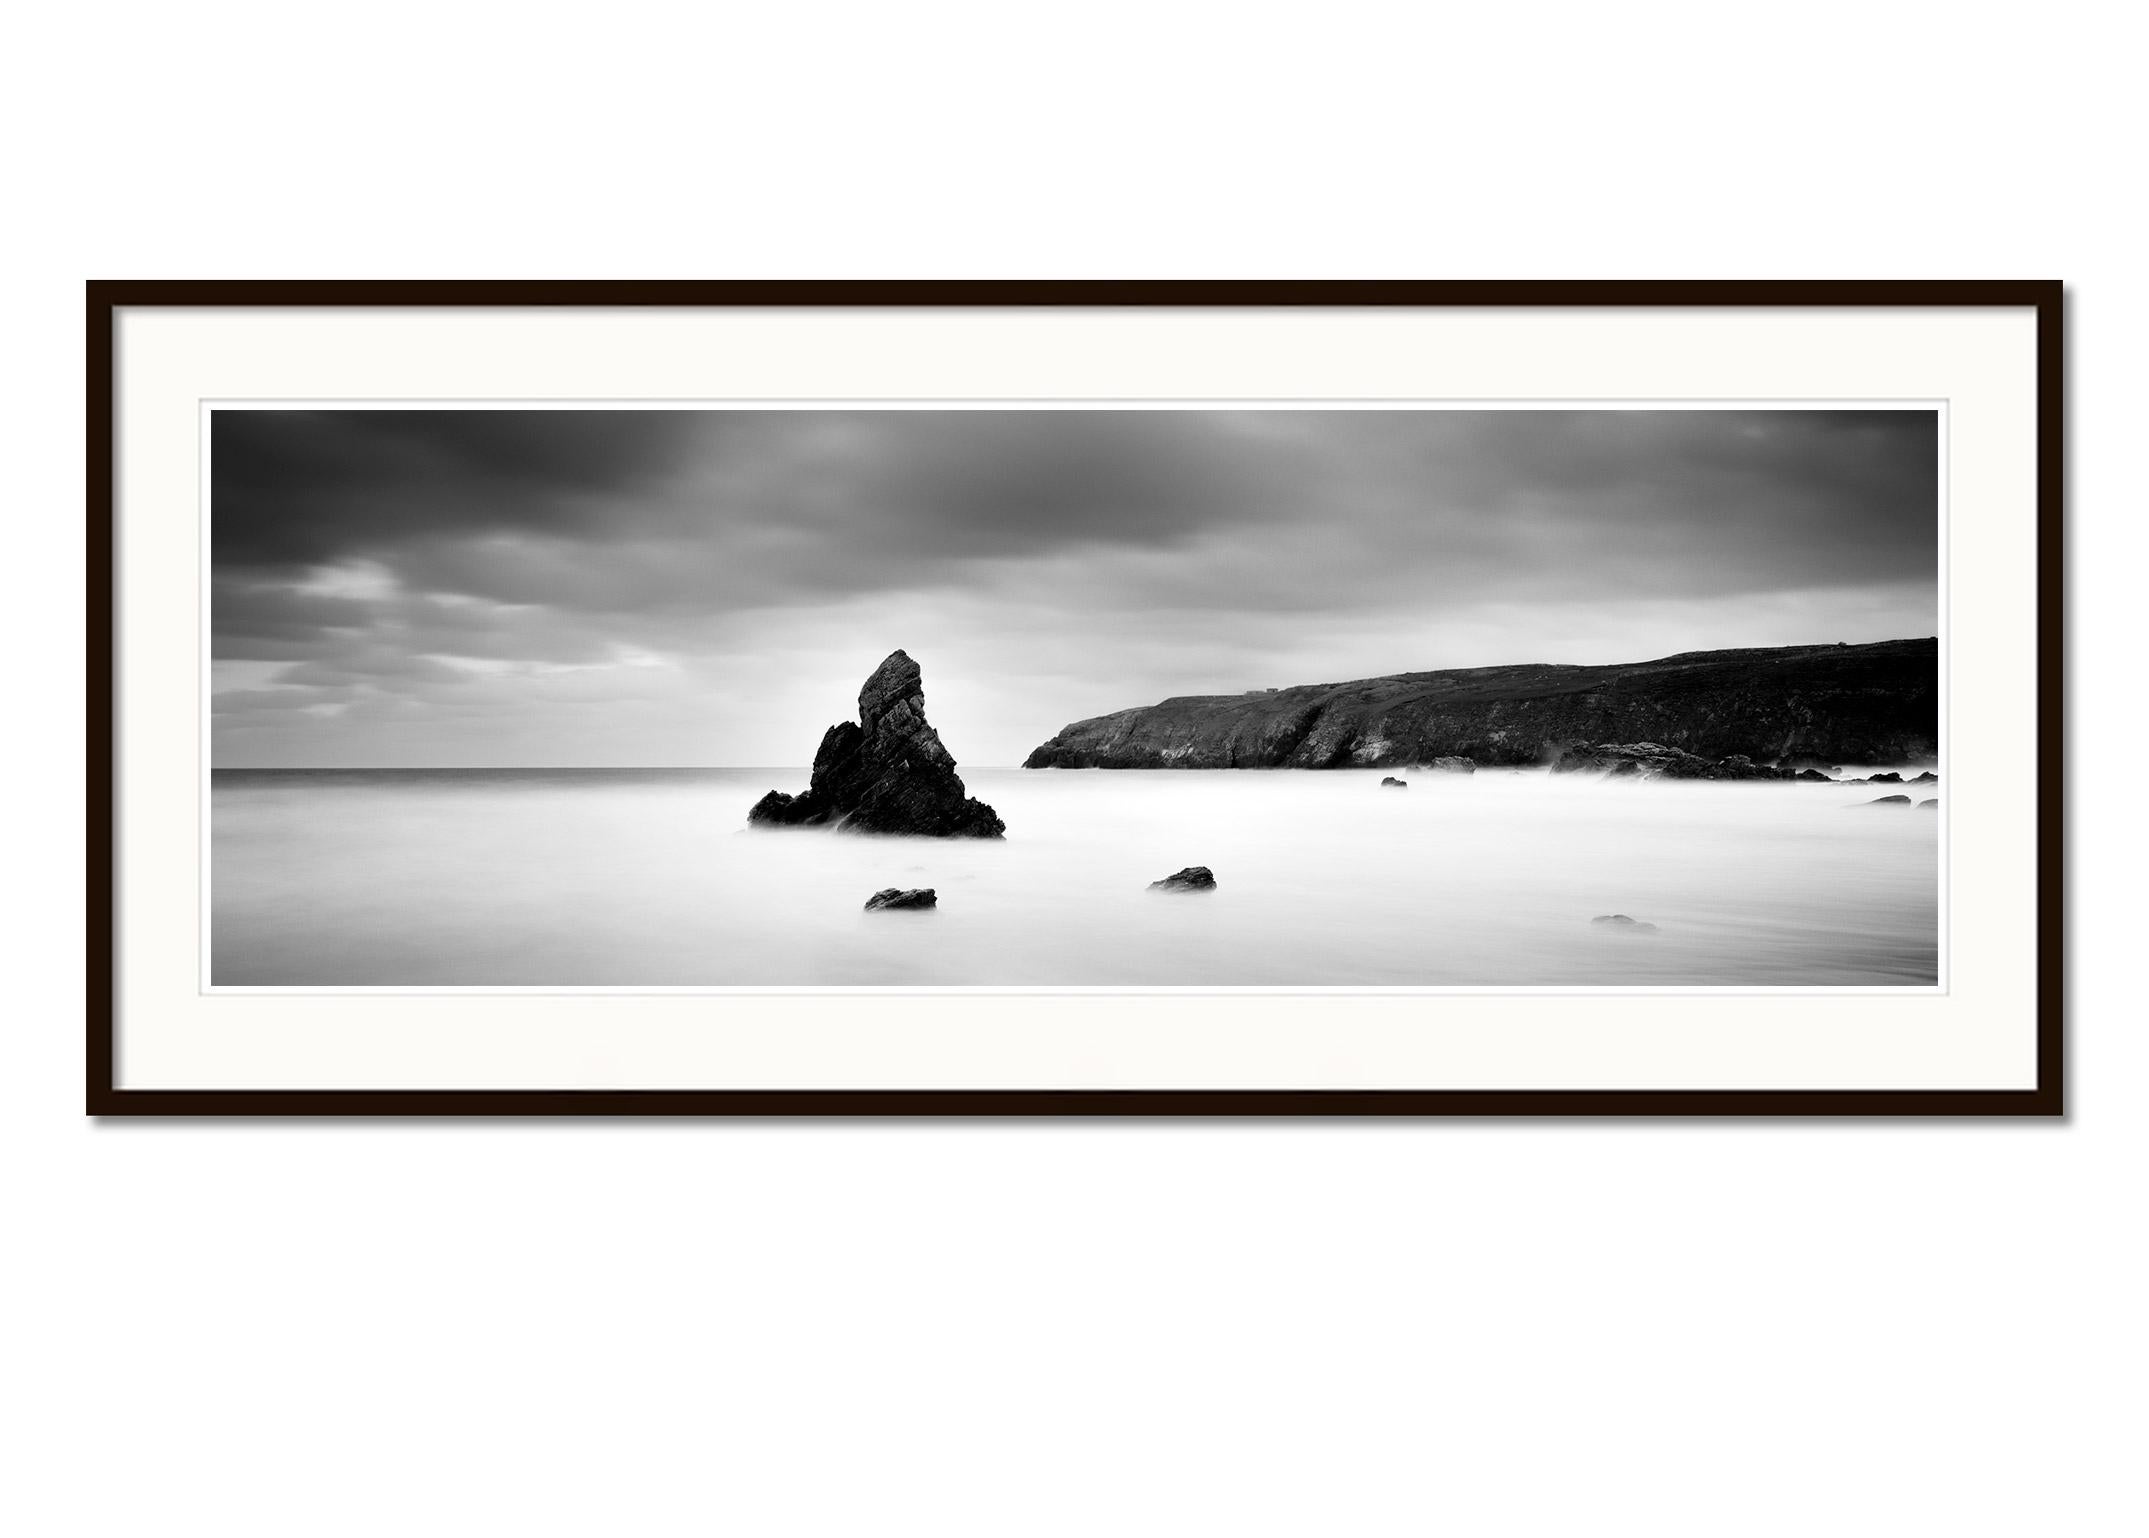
[210,407,1940,987]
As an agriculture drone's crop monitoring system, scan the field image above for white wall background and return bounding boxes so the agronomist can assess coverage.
[4,5,2139,1534]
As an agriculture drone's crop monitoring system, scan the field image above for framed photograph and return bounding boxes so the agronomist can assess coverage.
[90,281,2063,1115]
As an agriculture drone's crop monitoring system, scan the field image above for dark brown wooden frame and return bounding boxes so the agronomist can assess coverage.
[87,280,2066,1117]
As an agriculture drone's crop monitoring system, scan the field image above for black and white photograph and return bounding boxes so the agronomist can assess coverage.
[211,405,1942,989]
[24,0,2132,1527]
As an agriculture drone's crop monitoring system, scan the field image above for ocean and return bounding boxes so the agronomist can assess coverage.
[209,766,1940,987]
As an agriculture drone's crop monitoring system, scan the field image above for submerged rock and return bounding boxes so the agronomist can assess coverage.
[864,887,937,911]
[1554,741,1688,776]
[748,651,1005,837]
[1380,776,1408,788]
[1149,866,1217,892]
[1591,914,1660,933]
[1863,794,1914,805]
[1918,798,1939,809]
[1553,742,1790,780]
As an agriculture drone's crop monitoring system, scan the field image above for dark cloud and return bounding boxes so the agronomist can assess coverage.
[212,410,708,567]
[214,410,1937,607]
[210,408,1938,765]
[215,409,1936,590]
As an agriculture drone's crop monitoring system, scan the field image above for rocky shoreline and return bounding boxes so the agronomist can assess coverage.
[1022,637,1937,771]
[1547,742,1936,784]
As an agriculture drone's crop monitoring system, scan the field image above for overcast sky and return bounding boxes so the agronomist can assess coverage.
[211,408,1938,767]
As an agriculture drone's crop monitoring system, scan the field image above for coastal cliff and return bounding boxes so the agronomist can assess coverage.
[1022,638,1937,770]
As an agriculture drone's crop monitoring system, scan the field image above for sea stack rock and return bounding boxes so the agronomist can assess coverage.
[748,650,1005,837]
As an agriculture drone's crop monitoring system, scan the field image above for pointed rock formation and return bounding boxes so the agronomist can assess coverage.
[748,651,1005,837]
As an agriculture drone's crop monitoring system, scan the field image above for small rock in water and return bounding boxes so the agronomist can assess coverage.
[1380,776,1408,789]
[1867,771,1904,784]
[1863,794,1913,805]
[1918,798,1939,809]
[1149,866,1217,892]
[1909,771,1938,784]
[864,887,937,911]
[1591,913,1660,934]
[1793,768,1833,782]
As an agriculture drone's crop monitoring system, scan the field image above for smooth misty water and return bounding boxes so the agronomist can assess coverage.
[210,767,1939,986]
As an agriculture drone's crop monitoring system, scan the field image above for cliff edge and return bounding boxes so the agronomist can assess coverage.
[1022,638,1937,770]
